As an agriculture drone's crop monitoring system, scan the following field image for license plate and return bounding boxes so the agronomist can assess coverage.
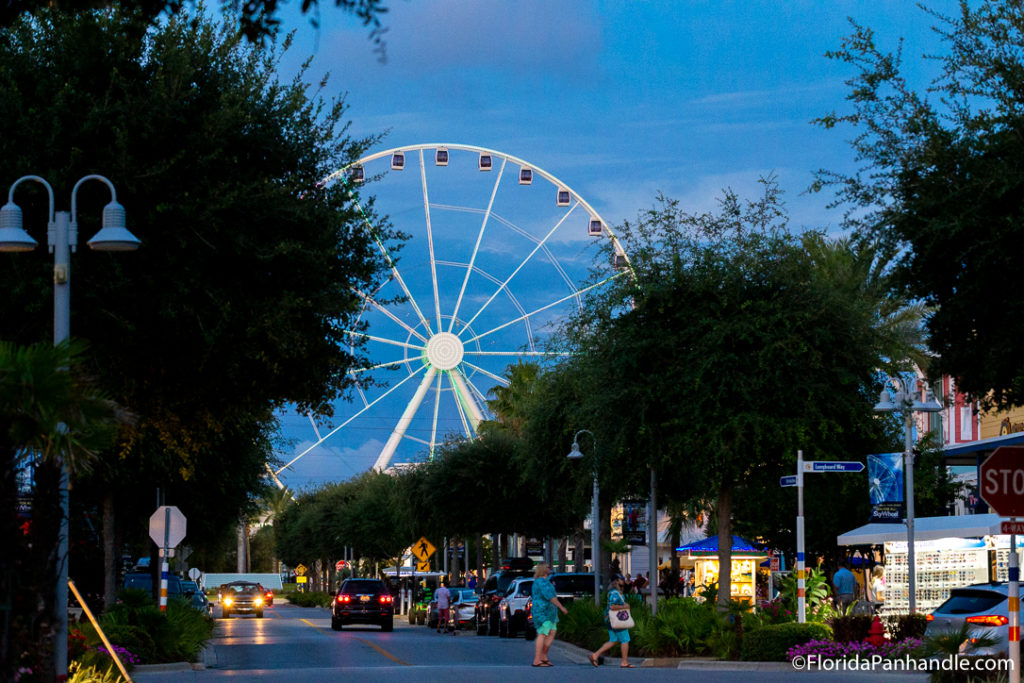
[360,595,370,602]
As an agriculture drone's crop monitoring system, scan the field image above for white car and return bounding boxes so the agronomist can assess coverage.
[498,577,534,638]
[925,583,1010,657]
[444,589,479,632]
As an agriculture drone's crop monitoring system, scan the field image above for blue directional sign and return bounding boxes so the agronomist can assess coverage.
[804,461,865,473]
[779,475,798,487]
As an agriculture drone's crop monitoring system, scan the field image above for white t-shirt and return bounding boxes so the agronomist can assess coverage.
[436,586,451,609]
[872,577,885,601]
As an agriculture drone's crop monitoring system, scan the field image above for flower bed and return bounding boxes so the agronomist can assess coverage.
[786,637,923,662]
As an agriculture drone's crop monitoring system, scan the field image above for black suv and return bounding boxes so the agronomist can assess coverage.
[550,572,598,605]
[332,578,394,632]
[475,557,533,636]
[122,572,184,601]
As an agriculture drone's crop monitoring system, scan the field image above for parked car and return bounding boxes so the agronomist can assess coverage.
[261,586,274,606]
[524,597,536,640]
[122,571,184,601]
[445,589,480,632]
[332,578,394,632]
[427,587,475,629]
[925,582,1010,657]
[180,580,213,615]
[475,558,534,636]
[220,581,265,618]
[550,572,597,605]
[498,577,534,638]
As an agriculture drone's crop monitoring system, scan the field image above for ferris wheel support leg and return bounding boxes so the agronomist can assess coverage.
[450,369,486,432]
[375,367,438,471]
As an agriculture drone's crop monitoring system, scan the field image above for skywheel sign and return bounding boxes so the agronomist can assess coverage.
[868,452,904,523]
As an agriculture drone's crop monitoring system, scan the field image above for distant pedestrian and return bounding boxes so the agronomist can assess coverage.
[869,566,885,612]
[589,574,635,668]
[468,572,477,590]
[832,562,857,612]
[530,563,567,667]
[435,581,451,633]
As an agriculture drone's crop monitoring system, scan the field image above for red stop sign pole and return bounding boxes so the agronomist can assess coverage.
[980,445,1024,683]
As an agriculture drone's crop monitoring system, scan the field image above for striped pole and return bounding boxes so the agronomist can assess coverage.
[159,549,169,612]
[797,450,806,624]
[1010,531,1019,683]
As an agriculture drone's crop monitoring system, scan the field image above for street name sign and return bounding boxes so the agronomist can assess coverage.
[149,505,186,548]
[780,475,797,487]
[980,446,1024,517]
[803,461,865,473]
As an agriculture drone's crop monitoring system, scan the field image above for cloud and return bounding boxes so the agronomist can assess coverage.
[276,437,386,492]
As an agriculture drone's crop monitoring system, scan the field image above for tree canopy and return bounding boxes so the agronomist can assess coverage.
[815,0,1024,410]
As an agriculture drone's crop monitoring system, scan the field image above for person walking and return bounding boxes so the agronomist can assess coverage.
[832,561,858,612]
[435,581,451,633]
[869,566,885,613]
[530,563,567,667]
[589,574,635,668]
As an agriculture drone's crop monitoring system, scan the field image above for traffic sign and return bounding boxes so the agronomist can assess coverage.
[803,461,865,473]
[1002,520,1024,535]
[336,560,347,571]
[149,505,187,548]
[412,537,436,561]
[188,567,201,581]
[981,446,1024,517]
[294,563,308,576]
[780,475,797,487]
[417,560,430,572]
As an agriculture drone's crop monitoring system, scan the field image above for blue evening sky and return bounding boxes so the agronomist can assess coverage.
[270,1,958,490]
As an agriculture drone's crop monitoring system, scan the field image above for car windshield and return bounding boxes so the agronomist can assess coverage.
[552,575,595,593]
[453,589,478,603]
[935,589,1006,615]
[226,583,260,594]
[342,580,386,594]
[181,581,199,593]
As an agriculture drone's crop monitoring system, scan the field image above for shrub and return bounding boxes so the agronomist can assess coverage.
[286,591,334,608]
[556,599,608,651]
[741,622,832,661]
[829,614,874,643]
[885,613,928,641]
[630,598,720,657]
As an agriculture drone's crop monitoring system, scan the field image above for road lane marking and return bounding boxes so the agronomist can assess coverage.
[299,619,410,666]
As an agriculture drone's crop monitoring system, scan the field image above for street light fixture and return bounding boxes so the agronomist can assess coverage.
[567,429,601,607]
[873,374,942,614]
[0,174,140,679]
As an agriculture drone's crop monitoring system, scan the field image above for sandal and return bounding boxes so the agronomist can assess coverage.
[621,663,636,668]
[588,654,599,667]
[532,662,553,667]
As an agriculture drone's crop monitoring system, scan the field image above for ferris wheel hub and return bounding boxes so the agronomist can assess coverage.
[425,332,464,370]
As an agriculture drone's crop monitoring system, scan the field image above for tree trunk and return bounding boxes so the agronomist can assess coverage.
[491,532,500,575]
[716,484,733,611]
[236,522,245,573]
[451,537,461,582]
[102,492,117,610]
[600,499,612,589]
[475,533,483,580]
[574,528,585,573]
[557,537,567,573]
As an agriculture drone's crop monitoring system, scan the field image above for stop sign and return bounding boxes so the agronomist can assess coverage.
[979,446,1024,517]
[149,505,187,548]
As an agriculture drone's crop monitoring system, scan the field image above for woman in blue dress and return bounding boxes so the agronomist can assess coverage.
[589,574,635,667]
[530,563,567,667]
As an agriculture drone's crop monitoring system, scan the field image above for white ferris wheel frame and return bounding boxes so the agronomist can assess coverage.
[274,143,631,478]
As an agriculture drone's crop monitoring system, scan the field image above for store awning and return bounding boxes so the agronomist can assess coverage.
[944,431,1024,465]
[837,513,1004,545]
[676,535,765,556]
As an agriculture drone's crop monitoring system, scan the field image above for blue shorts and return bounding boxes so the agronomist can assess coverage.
[607,628,630,643]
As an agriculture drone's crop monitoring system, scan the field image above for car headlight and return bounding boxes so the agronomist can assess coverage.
[254,597,263,606]
[223,597,233,607]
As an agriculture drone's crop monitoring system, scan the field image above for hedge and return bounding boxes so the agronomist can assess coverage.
[741,622,832,661]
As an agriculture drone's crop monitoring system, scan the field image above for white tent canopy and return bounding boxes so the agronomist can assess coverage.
[837,514,1004,546]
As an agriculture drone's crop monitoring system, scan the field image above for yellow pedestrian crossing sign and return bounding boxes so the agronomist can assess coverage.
[412,537,436,561]
[417,560,430,572]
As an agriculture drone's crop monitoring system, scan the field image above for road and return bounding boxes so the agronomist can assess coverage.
[131,603,929,683]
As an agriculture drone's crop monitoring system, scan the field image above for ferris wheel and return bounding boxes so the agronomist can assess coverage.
[273,144,630,484]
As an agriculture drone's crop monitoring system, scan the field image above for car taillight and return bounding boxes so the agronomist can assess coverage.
[379,595,393,604]
[337,594,351,604]
[925,614,934,621]
[966,615,1009,627]
[265,592,272,599]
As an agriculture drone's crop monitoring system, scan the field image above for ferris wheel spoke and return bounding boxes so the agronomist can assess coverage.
[462,273,623,345]
[420,150,444,332]
[375,366,438,471]
[450,367,487,430]
[462,371,494,409]
[464,350,570,357]
[429,371,442,460]
[343,187,434,335]
[354,289,429,343]
[307,414,324,442]
[275,364,429,475]
[460,361,510,386]
[448,371,472,438]
[350,357,418,373]
[448,158,506,333]
[345,330,425,352]
[458,203,579,335]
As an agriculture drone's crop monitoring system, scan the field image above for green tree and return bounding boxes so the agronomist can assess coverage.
[815,0,1024,410]
[564,183,907,609]
[0,7,397,602]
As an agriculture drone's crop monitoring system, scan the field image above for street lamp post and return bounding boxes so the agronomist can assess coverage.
[873,375,942,614]
[567,429,601,607]
[0,174,140,680]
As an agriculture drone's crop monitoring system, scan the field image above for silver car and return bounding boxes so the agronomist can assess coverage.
[498,577,533,638]
[925,583,1010,656]
[445,589,479,632]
